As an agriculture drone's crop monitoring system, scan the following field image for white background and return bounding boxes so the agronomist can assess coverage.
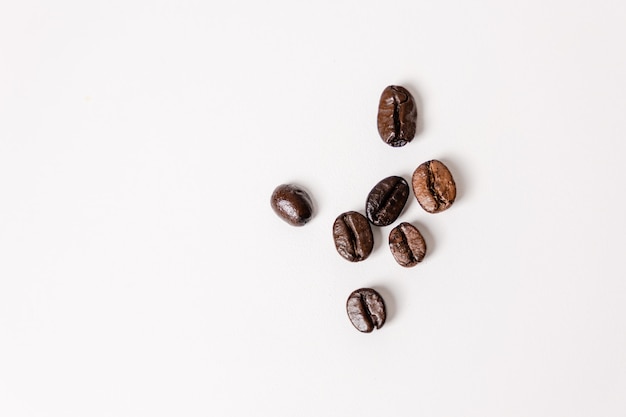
[1,1,626,416]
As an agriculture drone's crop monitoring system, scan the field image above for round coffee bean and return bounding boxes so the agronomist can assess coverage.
[346,288,386,333]
[270,184,314,226]
[377,85,417,147]
[412,160,456,213]
[333,211,374,262]
[365,175,409,226]
[389,222,427,267]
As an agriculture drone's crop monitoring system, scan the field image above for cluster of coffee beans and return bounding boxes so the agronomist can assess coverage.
[271,85,457,333]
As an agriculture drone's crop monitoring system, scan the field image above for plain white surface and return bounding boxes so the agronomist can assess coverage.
[1,0,626,416]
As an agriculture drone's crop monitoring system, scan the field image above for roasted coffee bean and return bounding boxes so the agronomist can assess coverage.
[366,175,409,226]
[333,211,374,262]
[412,160,456,213]
[377,85,417,147]
[270,184,314,226]
[389,222,427,267]
[346,288,386,333]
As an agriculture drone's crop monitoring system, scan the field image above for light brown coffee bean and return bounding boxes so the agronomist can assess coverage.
[412,160,456,213]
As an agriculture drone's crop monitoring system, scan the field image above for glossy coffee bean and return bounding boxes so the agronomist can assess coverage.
[377,85,417,147]
[333,211,374,262]
[346,288,386,333]
[365,175,409,226]
[389,222,427,267]
[270,184,314,226]
[412,160,456,213]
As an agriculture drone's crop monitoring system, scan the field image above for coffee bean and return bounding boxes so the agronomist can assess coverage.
[270,184,314,226]
[412,160,456,213]
[377,85,417,147]
[333,211,374,262]
[389,222,427,267]
[346,288,386,333]
[365,175,409,226]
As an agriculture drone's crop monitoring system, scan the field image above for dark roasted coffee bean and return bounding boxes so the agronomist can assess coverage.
[412,160,456,213]
[389,222,427,267]
[377,85,417,147]
[365,175,409,226]
[270,184,314,226]
[332,211,374,262]
[346,288,386,333]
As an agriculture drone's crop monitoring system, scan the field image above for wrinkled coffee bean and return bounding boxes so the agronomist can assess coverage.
[333,211,374,262]
[270,184,314,226]
[377,85,417,147]
[346,288,386,333]
[365,175,409,226]
[389,222,427,267]
[412,160,456,213]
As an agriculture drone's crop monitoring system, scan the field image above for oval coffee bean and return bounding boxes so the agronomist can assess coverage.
[389,222,427,267]
[412,159,456,213]
[270,184,314,226]
[365,175,409,226]
[377,85,417,147]
[346,288,386,333]
[333,211,374,262]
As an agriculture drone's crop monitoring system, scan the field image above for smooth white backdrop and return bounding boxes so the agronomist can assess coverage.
[1,1,626,416]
